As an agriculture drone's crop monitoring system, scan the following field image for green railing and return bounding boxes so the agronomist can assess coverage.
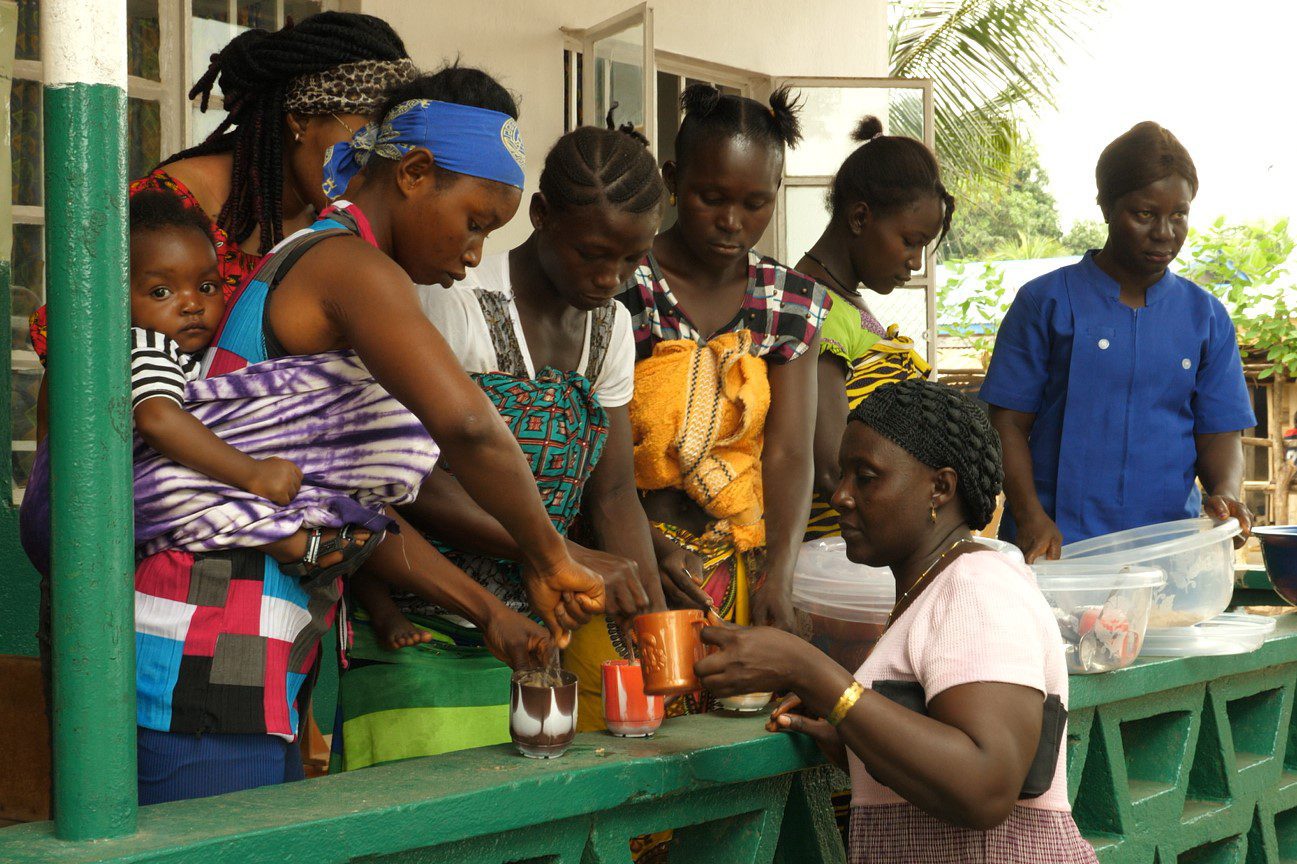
[5,615,1297,863]
[0,712,845,864]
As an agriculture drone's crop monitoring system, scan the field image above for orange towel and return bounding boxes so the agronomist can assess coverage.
[630,332,770,550]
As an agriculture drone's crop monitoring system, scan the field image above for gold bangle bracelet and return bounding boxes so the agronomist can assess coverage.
[827,681,865,726]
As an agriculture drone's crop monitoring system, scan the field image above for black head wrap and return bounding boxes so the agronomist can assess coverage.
[849,379,1003,530]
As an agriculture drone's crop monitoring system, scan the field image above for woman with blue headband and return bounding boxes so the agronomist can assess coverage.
[334,121,671,768]
[116,65,607,803]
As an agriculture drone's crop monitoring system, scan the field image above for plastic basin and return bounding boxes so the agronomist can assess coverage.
[1059,518,1240,628]
[793,536,1021,672]
[1140,613,1277,657]
[793,539,892,672]
[1251,526,1297,606]
[1032,562,1166,674]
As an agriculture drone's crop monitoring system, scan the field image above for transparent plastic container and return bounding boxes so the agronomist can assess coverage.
[1140,613,1276,657]
[793,539,893,672]
[973,537,1026,565]
[793,537,1021,670]
[1059,518,1240,628]
[1032,562,1165,674]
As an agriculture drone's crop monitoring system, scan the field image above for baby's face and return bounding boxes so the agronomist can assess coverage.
[130,227,224,354]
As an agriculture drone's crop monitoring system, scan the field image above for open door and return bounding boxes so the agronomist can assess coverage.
[770,77,936,367]
[569,3,657,159]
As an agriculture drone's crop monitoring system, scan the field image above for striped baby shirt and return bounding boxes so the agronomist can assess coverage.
[131,326,201,409]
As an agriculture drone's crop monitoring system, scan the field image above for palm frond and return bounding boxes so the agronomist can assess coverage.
[890,0,1106,186]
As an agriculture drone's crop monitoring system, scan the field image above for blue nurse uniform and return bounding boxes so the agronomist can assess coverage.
[979,252,1256,545]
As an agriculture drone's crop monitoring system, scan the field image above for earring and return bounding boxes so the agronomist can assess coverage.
[929,501,938,524]
[669,192,677,206]
[294,132,302,143]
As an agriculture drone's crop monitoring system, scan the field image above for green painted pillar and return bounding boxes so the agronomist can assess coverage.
[42,0,136,841]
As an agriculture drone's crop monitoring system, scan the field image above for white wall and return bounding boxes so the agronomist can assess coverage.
[359,0,889,248]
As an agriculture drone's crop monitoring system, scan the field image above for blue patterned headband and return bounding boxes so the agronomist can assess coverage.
[321,98,526,199]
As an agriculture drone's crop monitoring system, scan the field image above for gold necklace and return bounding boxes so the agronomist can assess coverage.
[886,538,967,629]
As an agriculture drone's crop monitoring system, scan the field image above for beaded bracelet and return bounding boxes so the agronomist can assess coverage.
[827,681,865,726]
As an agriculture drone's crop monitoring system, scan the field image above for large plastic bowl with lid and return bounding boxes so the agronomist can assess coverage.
[1031,561,1166,673]
[1058,517,1240,628]
[793,537,1024,671]
[793,538,893,671]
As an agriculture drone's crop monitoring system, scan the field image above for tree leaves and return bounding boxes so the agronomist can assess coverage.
[889,0,1107,195]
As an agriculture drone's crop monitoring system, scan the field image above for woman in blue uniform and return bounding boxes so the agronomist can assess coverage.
[980,122,1255,562]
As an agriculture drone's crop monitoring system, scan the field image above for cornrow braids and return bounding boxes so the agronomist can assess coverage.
[830,115,955,244]
[539,121,664,215]
[165,12,409,254]
[849,379,1003,530]
[674,83,803,172]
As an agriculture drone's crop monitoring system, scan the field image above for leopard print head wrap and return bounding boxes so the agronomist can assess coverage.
[284,58,419,115]
[848,379,1003,530]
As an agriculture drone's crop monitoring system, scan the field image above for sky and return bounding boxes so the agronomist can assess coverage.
[1032,0,1297,231]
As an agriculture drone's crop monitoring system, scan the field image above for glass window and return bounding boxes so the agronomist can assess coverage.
[10,79,41,207]
[15,0,38,62]
[10,223,43,490]
[592,23,645,136]
[191,0,232,99]
[283,0,322,25]
[129,97,162,181]
[128,0,161,80]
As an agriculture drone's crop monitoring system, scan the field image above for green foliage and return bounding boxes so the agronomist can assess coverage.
[937,261,1011,365]
[941,141,1064,260]
[889,0,1107,196]
[1179,217,1297,380]
[1062,219,1107,254]
[987,232,1069,261]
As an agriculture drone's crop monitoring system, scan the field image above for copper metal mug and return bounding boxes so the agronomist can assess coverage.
[631,609,722,697]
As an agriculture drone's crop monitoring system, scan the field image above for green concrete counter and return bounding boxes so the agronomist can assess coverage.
[7,616,1297,863]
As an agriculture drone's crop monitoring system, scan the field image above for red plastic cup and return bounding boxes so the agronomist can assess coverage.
[601,659,665,737]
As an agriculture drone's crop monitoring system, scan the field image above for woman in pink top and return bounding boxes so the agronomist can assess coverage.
[697,379,1096,863]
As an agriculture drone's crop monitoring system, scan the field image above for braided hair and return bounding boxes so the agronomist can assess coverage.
[674,84,803,172]
[166,12,409,254]
[829,116,955,244]
[538,108,664,215]
[849,380,1003,530]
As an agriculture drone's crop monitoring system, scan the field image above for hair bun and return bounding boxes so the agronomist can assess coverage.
[768,86,804,147]
[851,115,884,143]
[681,82,723,119]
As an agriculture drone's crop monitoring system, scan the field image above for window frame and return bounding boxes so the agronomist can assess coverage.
[770,75,937,367]
[7,0,336,500]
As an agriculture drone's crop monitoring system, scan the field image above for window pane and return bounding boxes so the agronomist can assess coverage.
[786,87,922,178]
[283,1,322,25]
[12,222,44,490]
[592,23,645,136]
[236,1,277,28]
[11,78,42,206]
[656,71,679,165]
[15,0,38,62]
[784,185,831,266]
[190,100,226,147]
[129,98,162,181]
[12,223,44,313]
[127,0,160,80]
[191,0,232,99]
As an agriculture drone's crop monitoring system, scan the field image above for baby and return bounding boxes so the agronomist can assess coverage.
[129,190,374,580]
